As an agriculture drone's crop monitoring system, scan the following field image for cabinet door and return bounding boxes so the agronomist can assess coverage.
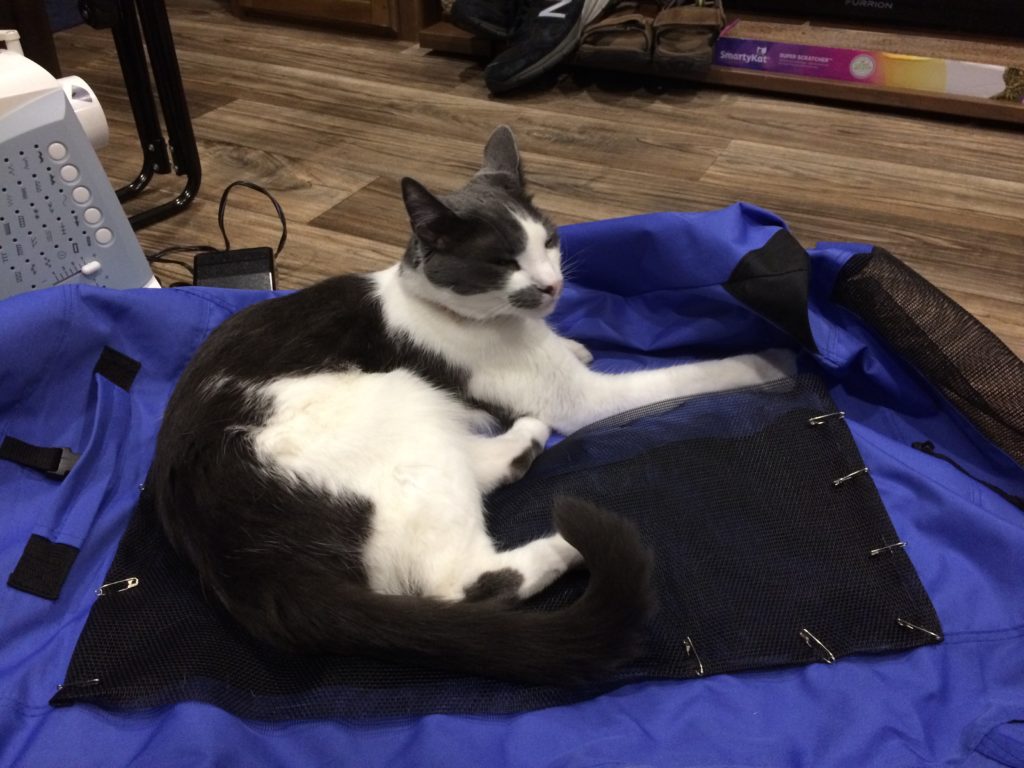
[234,0,399,34]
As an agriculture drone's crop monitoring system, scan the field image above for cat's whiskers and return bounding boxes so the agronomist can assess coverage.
[557,247,592,285]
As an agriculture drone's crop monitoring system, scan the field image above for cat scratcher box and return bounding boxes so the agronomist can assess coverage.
[715,19,1024,105]
[1,205,1023,766]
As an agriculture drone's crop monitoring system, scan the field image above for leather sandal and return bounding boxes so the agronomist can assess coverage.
[578,1,660,69]
[652,0,725,75]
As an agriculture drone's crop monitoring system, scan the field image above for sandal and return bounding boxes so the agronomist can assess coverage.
[992,66,1024,103]
[577,1,660,70]
[652,0,725,75]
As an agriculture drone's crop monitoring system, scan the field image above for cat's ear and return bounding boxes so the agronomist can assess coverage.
[480,125,523,188]
[401,177,463,248]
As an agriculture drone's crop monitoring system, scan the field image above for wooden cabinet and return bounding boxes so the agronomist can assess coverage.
[231,0,438,40]
[0,0,61,76]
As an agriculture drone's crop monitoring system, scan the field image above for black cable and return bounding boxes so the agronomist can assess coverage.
[146,247,216,272]
[146,244,217,276]
[149,257,193,275]
[147,244,217,261]
[216,180,288,256]
[144,181,288,283]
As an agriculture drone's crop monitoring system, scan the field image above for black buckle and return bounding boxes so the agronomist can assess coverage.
[0,437,80,480]
[49,447,81,479]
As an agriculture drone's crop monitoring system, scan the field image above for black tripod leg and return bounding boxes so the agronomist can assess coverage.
[109,0,170,202]
[129,0,201,229]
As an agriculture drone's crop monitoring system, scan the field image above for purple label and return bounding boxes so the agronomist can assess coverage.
[714,37,880,84]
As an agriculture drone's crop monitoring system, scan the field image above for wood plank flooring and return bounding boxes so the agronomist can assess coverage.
[52,0,1023,356]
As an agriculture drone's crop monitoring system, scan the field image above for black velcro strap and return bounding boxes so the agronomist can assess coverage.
[94,346,141,391]
[0,436,80,479]
[8,534,80,600]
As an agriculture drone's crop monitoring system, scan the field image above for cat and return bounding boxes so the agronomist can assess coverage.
[151,126,793,685]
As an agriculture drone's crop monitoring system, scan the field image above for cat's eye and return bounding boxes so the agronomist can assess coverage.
[544,232,559,249]
[497,258,519,270]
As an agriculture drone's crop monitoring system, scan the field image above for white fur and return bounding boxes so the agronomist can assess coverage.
[252,369,577,601]
[373,263,793,434]
[249,216,794,604]
[507,209,562,302]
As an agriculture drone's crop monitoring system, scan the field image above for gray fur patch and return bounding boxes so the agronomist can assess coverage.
[507,439,543,482]
[463,568,524,602]
[423,251,511,296]
[508,287,545,310]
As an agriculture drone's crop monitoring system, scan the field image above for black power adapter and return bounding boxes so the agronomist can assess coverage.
[193,247,277,290]
[146,181,287,290]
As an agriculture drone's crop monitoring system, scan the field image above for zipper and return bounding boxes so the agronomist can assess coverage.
[912,441,1024,511]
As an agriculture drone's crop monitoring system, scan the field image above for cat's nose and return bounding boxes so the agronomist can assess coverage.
[539,279,563,297]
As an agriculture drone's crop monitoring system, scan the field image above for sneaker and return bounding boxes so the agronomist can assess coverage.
[484,0,614,93]
[450,0,519,39]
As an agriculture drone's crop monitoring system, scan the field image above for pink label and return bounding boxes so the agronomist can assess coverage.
[715,38,882,84]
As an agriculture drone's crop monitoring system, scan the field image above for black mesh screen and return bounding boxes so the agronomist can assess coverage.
[834,249,1024,468]
[52,373,940,719]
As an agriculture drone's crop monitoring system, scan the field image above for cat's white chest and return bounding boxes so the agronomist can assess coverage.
[373,266,576,412]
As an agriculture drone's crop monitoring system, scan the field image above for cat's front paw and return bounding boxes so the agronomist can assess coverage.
[563,338,593,365]
[512,416,551,450]
[497,417,552,486]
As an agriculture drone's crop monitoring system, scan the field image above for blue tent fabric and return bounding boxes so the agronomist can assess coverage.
[1,203,1022,767]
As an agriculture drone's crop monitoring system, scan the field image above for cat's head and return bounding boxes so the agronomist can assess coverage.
[398,126,563,320]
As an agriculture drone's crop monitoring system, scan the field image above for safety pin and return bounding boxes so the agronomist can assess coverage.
[96,577,139,597]
[808,411,845,426]
[56,677,100,691]
[683,636,705,677]
[897,618,943,642]
[833,467,870,487]
[870,541,907,557]
[799,628,836,664]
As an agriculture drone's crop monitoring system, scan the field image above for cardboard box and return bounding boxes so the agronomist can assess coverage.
[715,20,1024,104]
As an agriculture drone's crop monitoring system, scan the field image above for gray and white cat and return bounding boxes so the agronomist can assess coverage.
[151,126,792,684]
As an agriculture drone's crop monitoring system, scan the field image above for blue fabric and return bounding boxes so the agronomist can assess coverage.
[1,203,1022,767]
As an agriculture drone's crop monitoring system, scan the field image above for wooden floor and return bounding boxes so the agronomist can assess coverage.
[53,0,1024,357]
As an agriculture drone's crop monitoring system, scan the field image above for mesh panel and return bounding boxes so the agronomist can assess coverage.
[834,249,1024,467]
[52,373,940,719]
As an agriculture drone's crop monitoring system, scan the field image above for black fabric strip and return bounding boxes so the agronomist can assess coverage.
[94,347,141,391]
[7,535,80,600]
[724,229,819,352]
[0,436,79,479]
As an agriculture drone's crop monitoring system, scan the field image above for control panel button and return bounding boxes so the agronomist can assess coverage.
[48,142,68,161]
[72,186,91,204]
[94,228,113,245]
[81,260,102,275]
[83,207,102,225]
[59,164,80,182]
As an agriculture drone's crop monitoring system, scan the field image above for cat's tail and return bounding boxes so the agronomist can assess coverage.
[281,497,654,685]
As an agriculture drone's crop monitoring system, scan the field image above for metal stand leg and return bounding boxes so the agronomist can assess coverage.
[110,0,170,201]
[80,0,202,230]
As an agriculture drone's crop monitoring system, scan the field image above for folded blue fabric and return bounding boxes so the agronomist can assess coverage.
[2,204,1021,767]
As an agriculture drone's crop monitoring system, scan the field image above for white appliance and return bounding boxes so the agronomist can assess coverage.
[0,37,156,299]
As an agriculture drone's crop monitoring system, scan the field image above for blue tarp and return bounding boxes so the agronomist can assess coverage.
[2,204,1022,767]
